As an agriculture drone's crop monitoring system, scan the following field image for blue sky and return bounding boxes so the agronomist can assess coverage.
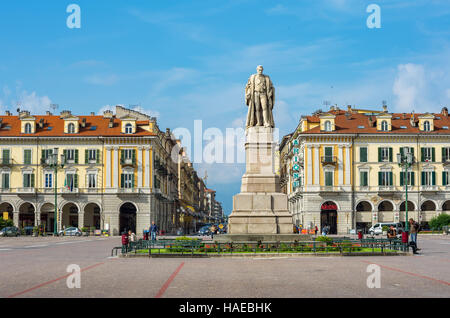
[1,0,449,214]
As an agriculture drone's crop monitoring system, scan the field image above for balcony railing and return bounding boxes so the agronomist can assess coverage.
[321,156,337,165]
[420,185,439,192]
[118,188,139,194]
[320,186,341,192]
[378,185,395,192]
[0,158,13,166]
[17,187,37,194]
[60,187,79,194]
[120,158,136,166]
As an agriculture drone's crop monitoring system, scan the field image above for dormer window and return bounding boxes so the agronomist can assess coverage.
[324,121,331,132]
[24,123,32,134]
[423,121,431,131]
[381,120,388,131]
[125,123,133,134]
[68,123,75,134]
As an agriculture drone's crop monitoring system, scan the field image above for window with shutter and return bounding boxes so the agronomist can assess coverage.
[360,147,367,162]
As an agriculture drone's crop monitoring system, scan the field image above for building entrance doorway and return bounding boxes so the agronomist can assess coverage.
[119,202,136,234]
[321,201,337,234]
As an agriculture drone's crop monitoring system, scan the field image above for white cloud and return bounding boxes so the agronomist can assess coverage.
[16,90,52,114]
[393,64,427,112]
[84,74,119,86]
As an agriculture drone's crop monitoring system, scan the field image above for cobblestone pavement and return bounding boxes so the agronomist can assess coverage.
[0,234,449,298]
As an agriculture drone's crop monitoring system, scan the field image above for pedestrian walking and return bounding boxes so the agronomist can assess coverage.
[322,224,329,236]
[210,224,216,239]
[314,225,318,235]
[143,227,149,240]
[150,221,159,241]
[409,218,421,252]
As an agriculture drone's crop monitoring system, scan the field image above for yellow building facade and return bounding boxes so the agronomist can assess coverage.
[280,106,450,234]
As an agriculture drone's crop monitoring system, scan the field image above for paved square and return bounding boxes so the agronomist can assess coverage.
[0,235,449,298]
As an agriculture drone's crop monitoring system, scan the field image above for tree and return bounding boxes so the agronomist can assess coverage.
[0,218,14,230]
[429,214,450,230]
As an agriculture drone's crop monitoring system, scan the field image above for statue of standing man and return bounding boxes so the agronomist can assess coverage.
[245,65,275,128]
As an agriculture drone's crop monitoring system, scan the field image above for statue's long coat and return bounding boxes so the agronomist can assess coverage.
[245,74,275,128]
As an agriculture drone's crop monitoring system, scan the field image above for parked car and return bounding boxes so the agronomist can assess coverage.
[58,227,82,236]
[0,226,20,237]
[23,226,34,236]
[368,223,404,236]
[197,225,211,236]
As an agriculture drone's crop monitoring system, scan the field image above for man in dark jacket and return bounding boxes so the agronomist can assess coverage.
[150,221,159,241]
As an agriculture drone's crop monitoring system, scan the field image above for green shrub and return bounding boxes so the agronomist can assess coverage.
[315,236,333,245]
[175,236,200,241]
[0,218,13,230]
[382,225,389,232]
[429,214,450,230]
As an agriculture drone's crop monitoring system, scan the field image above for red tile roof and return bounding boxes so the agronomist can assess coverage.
[300,110,450,135]
[0,115,157,137]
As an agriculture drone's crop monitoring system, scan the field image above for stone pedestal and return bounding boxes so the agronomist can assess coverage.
[228,127,294,235]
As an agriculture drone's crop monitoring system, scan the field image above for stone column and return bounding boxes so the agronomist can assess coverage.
[113,147,119,188]
[138,147,144,188]
[105,147,112,188]
[13,211,19,227]
[78,211,84,229]
[307,146,313,185]
[345,145,351,185]
[35,212,41,226]
[314,145,320,186]
[145,147,151,189]
[338,145,344,186]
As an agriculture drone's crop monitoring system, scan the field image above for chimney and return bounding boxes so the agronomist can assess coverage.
[60,110,72,118]
[5,111,11,116]
[90,112,95,116]
[410,111,416,127]
[442,107,448,117]
[46,111,52,116]
[39,118,44,128]
[368,115,374,127]
[81,118,86,128]
[345,112,352,120]
[103,110,114,119]
[402,113,406,119]
[347,105,352,113]
[382,105,388,113]
[0,118,3,128]
[108,117,114,128]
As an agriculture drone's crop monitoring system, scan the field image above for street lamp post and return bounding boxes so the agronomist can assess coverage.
[49,148,65,235]
[397,149,414,232]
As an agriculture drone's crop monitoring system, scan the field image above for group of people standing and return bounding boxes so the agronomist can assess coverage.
[387,218,421,254]
[121,221,160,252]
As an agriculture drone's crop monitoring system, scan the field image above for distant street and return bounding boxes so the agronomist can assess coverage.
[0,235,449,298]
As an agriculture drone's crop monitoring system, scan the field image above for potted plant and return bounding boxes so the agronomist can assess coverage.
[382,225,389,236]
[81,227,88,236]
[32,226,39,237]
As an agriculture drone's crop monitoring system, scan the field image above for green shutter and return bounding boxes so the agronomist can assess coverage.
[378,172,382,185]
[443,148,446,162]
[121,174,124,188]
[132,174,135,188]
[4,174,9,189]
[443,171,448,186]
[23,175,26,188]
[360,148,367,162]
[389,148,393,162]
[421,171,425,185]
[75,150,79,164]
[432,148,435,162]
[63,150,67,161]
[410,148,414,156]
[121,150,125,164]
[432,171,436,186]
[400,147,404,158]
[41,149,45,161]
[132,150,136,164]
[74,174,78,188]
[31,174,35,188]
[389,172,393,185]
[378,148,381,162]
[400,172,404,186]
[411,172,415,186]
[421,148,424,162]
[85,150,89,164]
[96,150,100,164]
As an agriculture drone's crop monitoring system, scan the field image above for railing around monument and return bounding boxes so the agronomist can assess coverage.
[112,237,409,257]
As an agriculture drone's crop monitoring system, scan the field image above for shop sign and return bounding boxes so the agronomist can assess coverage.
[321,203,337,211]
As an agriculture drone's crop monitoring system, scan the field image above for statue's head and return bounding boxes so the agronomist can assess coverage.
[256,65,264,74]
